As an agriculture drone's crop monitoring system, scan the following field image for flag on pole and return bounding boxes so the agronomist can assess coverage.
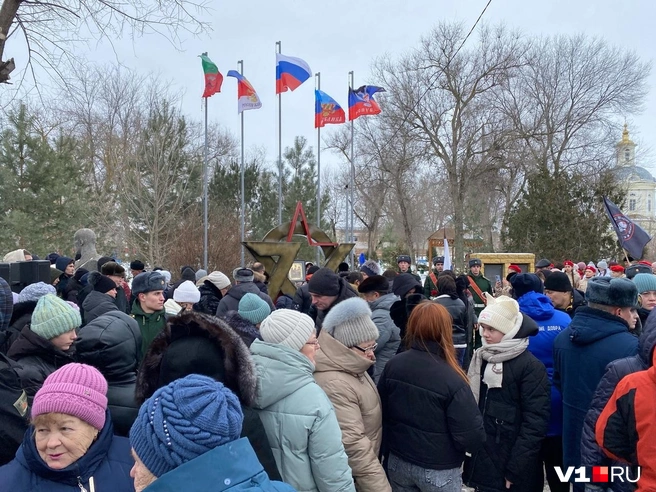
[315,90,346,128]
[226,70,262,113]
[276,53,311,94]
[348,85,385,121]
[200,54,223,98]
[603,196,652,259]
[443,237,452,271]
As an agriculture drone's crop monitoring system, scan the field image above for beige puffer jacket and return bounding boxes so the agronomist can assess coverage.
[314,332,391,492]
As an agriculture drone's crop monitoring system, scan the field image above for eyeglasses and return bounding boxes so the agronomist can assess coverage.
[354,343,378,354]
[305,340,320,347]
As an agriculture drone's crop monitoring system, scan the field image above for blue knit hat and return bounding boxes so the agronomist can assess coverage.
[129,374,243,478]
[18,282,56,303]
[633,273,656,295]
[238,293,271,325]
[31,294,81,340]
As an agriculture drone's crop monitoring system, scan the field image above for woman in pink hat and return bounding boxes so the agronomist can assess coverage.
[0,363,133,490]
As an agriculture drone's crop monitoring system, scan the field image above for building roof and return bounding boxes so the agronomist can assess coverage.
[614,165,656,182]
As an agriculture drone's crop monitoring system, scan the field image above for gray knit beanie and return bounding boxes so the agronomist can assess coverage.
[260,309,315,352]
[322,297,379,348]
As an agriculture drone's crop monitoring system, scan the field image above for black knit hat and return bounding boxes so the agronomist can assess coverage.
[543,272,572,293]
[358,275,390,294]
[93,274,117,294]
[74,268,89,282]
[307,265,320,275]
[510,273,543,299]
[308,268,340,296]
[392,273,422,298]
[130,260,145,271]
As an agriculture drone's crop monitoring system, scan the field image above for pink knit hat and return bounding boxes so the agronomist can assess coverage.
[32,364,109,431]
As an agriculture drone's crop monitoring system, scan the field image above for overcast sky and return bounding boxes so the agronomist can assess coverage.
[6,0,656,173]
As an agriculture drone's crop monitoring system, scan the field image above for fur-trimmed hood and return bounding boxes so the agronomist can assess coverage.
[253,271,266,284]
[135,311,257,406]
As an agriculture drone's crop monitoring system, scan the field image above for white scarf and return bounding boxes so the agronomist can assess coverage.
[467,313,528,403]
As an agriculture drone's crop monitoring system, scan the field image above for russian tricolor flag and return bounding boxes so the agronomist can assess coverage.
[276,53,311,94]
[227,70,262,113]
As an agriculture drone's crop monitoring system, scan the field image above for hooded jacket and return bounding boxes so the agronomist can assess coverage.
[194,279,224,315]
[517,291,571,436]
[580,309,656,491]
[250,340,355,492]
[595,349,656,492]
[368,293,400,382]
[131,300,167,361]
[0,412,133,491]
[143,438,295,492]
[553,306,639,470]
[379,339,485,471]
[136,312,280,482]
[75,311,142,437]
[313,332,390,492]
[7,326,75,396]
[216,283,275,318]
[253,270,269,294]
[464,315,550,492]
[82,290,119,326]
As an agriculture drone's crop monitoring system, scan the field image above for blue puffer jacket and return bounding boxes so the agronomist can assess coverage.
[517,291,571,436]
[0,412,133,491]
[553,307,638,469]
[579,309,656,491]
[144,437,296,491]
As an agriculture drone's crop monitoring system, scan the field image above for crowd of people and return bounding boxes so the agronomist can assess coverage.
[0,247,655,491]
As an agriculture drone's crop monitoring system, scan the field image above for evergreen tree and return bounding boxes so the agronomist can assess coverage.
[502,168,625,261]
[0,104,90,256]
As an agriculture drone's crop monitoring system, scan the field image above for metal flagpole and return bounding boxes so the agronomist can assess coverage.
[315,72,321,265]
[276,41,283,224]
[348,71,355,267]
[203,66,209,272]
[239,59,245,267]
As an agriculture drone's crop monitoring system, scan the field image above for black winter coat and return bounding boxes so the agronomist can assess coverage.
[7,326,75,396]
[135,311,281,481]
[557,288,586,319]
[434,295,468,346]
[75,311,142,437]
[223,311,262,347]
[1,299,35,355]
[82,290,119,326]
[464,317,551,492]
[194,279,224,315]
[216,283,275,318]
[62,276,83,305]
[309,278,359,331]
[378,340,485,470]
[390,293,427,353]
[292,283,312,314]
[0,353,29,465]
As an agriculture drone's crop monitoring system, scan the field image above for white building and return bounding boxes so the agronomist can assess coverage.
[614,125,656,234]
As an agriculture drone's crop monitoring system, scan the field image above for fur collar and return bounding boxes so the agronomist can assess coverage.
[135,311,257,406]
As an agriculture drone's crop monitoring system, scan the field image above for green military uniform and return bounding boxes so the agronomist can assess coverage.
[423,256,444,298]
[467,259,493,350]
[397,254,421,284]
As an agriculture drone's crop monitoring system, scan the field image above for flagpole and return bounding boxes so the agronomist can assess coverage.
[315,72,321,265]
[276,41,283,225]
[239,59,245,267]
[202,55,209,272]
[348,70,355,268]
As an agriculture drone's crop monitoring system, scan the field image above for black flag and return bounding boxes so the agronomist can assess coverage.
[603,196,652,259]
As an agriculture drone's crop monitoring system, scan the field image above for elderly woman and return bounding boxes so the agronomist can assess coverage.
[129,374,294,491]
[0,363,133,490]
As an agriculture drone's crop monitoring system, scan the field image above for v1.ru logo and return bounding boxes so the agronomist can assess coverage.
[554,466,640,484]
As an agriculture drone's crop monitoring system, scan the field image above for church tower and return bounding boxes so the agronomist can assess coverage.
[616,123,637,167]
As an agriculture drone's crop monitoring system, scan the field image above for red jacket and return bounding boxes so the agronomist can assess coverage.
[596,350,656,491]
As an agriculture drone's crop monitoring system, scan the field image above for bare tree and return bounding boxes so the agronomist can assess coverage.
[374,22,525,266]
[0,0,209,85]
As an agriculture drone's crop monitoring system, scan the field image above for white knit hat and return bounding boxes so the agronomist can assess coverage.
[478,294,521,337]
[206,271,231,290]
[260,309,315,352]
[322,297,380,348]
[173,281,200,304]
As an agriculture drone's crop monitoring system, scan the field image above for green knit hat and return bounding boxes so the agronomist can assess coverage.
[31,294,81,340]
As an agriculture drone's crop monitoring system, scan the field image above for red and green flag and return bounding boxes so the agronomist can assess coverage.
[200,53,223,98]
